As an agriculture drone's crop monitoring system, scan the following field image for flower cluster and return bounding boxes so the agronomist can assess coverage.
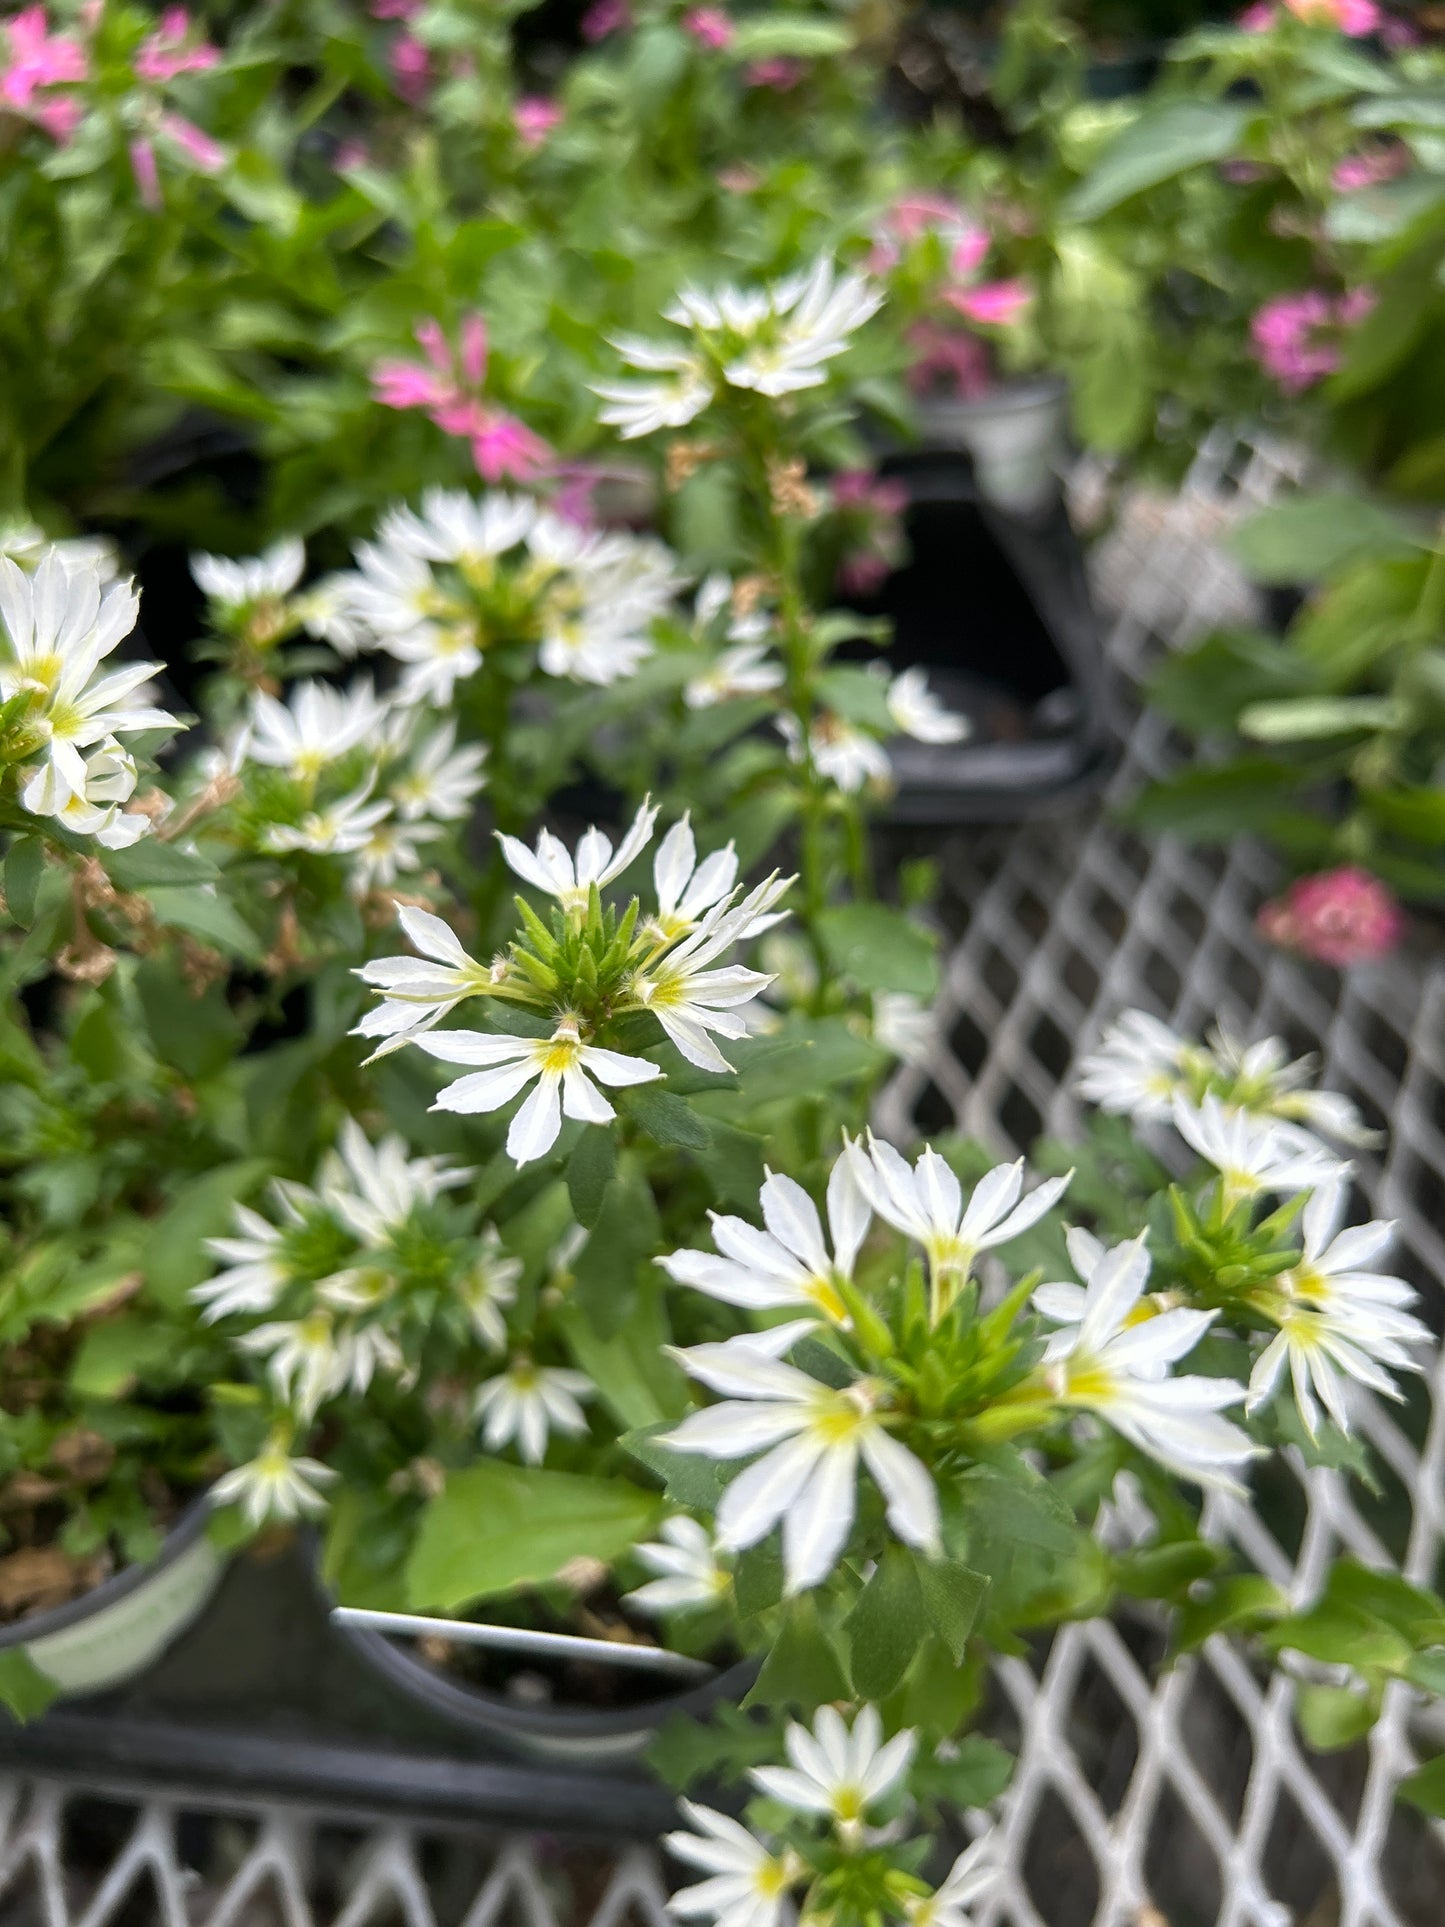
[371,313,552,485]
[595,257,882,438]
[1251,290,1374,393]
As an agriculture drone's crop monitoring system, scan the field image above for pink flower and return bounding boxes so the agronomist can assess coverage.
[1333,148,1407,191]
[945,278,1031,327]
[746,56,804,90]
[372,359,451,409]
[684,7,733,49]
[832,470,907,518]
[459,314,487,388]
[371,0,421,15]
[389,31,430,104]
[160,111,224,170]
[1250,289,1372,392]
[334,138,370,170]
[1237,1,1278,26]
[717,164,759,193]
[1256,868,1404,968]
[891,192,968,242]
[2,5,86,106]
[134,8,219,82]
[514,95,562,146]
[1284,0,1381,31]
[130,137,161,208]
[581,0,630,40]
[838,552,891,596]
[905,320,991,400]
[470,411,551,485]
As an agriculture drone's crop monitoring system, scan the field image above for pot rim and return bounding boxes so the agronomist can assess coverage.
[0,1490,214,1652]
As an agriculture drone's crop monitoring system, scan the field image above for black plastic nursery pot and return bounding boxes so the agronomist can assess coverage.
[858,410,1114,825]
[0,1494,222,1702]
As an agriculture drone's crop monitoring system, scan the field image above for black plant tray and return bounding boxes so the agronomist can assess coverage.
[0,1540,685,1837]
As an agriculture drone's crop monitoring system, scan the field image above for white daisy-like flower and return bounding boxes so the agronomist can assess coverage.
[263,779,393,857]
[536,608,655,686]
[664,1802,802,1927]
[1075,1010,1196,1123]
[1246,1180,1431,1438]
[1207,1024,1376,1149]
[750,1704,915,1839]
[0,524,118,577]
[416,1013,663,1165]
[872,990,936,1067]
[647,817,742,941]
[593,346,716,440]
[389,718,487,823]
[777,711,892,794]
[318,1118,470,1246]
[1172,1093,1347,1206]
[848,1134,1070,1322]
[663,1339,940,1594]
[1038,1233,1256,1489]
[625,1516,731,1615]
[0,551,176,811]
[659,1153,870,1328]
[497,798,659,914]
[692,573,769,646]
[349,816,441,893]
[454,1227,522,1350]
[294,573,369,655]
[887,668,969,745]
[345,538,480,707]
[192,537,305,611]
[212,1437,336,1529]
[378,489,537,570]
[245,679,389,782]
[721,258,883,398]
[685,643,784,711]
[354,903,496,1058]
[25,735,149,849]
[474,1358,593,1463]
[197,1197,300,1320]
[629,876,787,1072]
[903,1841,995,1927]
[240,1311,351,1419]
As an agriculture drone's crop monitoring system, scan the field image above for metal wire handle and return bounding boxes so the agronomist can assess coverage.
[332,1605,717,1679]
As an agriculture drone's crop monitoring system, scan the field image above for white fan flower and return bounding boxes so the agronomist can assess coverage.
[848,1133,1070,1322]
[389,719,487,823]
[1075,1010,1195,1123]
[415,1014,662,1166]
[664,1801,802,1927]
[197,1200,299,1320]
[777,711,892,794]
[903,1840,996,1927]
[378,489,537,569]
[497,798,659,914]
[887,668,969,745]
[0,551,176,810]
[536,609,654,686]
[647,817,741,941]
[663,1340,940,1594]
[212,1438,336,1529]
[318,1118,470,1246]
[1206,1024,1377,1148]
[345,538,480,707]
[629,876,788,1072]
[750,1704,915,1839]
[24,735,149,848]
[659,1153,870,1328]
[474,1358,592,1463]
[1038,1233,1256,1489]
[454,1228,523,1351]
[262,779,392,857]
[354,903,496,1057]
[240,1311,351,1419]
[1172,1093,1347,1206]
[192,537,305,610]
[685,642,784,710]
[1246,1180,1431,1438]
[722,258,883,398]
[872,990,936,1067]
[245,679,389,781]
[593,346,715,440]
[349,816,441,893]
[625,1516,731,1615]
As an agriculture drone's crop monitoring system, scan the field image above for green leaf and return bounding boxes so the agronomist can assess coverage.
[4,838,43,929]
[847,1545,927,1700]
[566,1128,616,1231]
[915,1557,989,1663]
[1294,1682,1378,1753]
[1113,1540,1221,1601]
[1399,1753,1445,1818]
[143,886,262,963]
[622,1423,734,1510]
[1326,174,1445,245]
[69,1317,176,1399]
[405,1462,661,1611]
[1405,1649,1445,1696]
[729,15,852,58]
[570,1170,661,1338]
[912,1733,1015,1810]
[816,903,939,998]
[744,1595,850,1711]
[620,1086,711,1152]
[145,1161,270,1309]
[1063,101,1249,222]
[1240,696,1403,743]
[0,1648,60,1721]
[1229,494,1419,585]
[136,967,242,1080]
[105,841,219,889]
[734,1538,784,1619]
[558,1285,687,1430]
[1266,1602,1413,1673]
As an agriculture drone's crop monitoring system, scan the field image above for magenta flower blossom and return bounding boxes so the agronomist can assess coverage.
[946,278,1031,327]
[905,320,991,400]
[746,56,804,89]
[514,95,563,146]
[684,7,733,49]
[130,137,162,208]
[833,470,908,596]
[389,31,430,104]
[371,0,421,15]
[1241,0,1381,30]
[33,91,79,139]
[581,0,630,40]
[1333,147,1407,191]
[334,138,370,171]
[2,6,86,107]
[369,314,551,485]
[1257,869,1405,968]
[1251,289,1373,393]
[160,112,224,171]
[869,195,990,278]
[134,8,219,82]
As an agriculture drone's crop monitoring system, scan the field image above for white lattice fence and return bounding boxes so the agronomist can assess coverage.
[1,433,1442,1927]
